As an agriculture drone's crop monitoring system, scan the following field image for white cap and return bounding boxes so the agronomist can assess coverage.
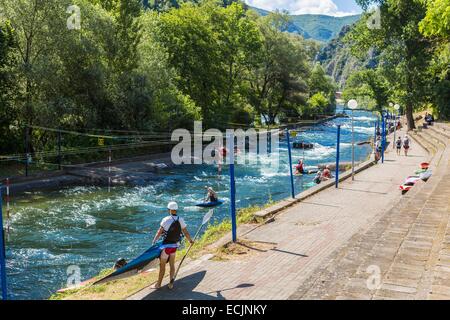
[167,201,178,211]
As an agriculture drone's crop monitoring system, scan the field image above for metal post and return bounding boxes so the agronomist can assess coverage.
[286,129,295,199]
[335,125,341,188]
[351,109,355,181]
[57,131,62,170]
[393,111,398,149]
[381,114,386,164]
[227,133,237,243]
[0,186,8,300]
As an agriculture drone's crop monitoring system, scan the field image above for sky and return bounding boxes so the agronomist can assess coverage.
[245,0,363,17]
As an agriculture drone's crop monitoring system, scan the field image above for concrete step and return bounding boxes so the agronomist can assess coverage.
[428,125,450,140]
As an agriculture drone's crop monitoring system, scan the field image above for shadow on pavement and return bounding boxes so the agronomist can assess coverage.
[143,271,213,300]
[142,271,255,300]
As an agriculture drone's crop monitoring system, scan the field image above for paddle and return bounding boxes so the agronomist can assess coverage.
[170,209,214,286]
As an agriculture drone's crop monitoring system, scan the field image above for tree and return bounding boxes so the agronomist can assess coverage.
[308,63,336,115]
[0,0,69,127]
[419,0,450,119]
[157,0,261,127]
[0,21,19,153]
[246,12,310,125]
[351,0,434,130]
[342,69,390,113]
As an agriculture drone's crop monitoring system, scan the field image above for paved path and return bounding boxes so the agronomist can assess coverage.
[129,124,448,300]
[291,122,450,300]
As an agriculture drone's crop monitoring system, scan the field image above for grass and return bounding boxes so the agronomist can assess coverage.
[49,202,274,300]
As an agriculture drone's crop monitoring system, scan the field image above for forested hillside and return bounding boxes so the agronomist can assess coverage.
[251,6,360,42]
[316,25,378,89]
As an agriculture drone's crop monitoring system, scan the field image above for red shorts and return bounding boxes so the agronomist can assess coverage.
[164,248,177,255]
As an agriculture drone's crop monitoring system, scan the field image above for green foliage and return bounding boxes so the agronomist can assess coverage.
[246,12,317,125]
[0,21,19,152]
[342,69,389,113]
[419,0,450,38]
[419,0,450,119]
[349,0,436,129]
[303,92,329,118]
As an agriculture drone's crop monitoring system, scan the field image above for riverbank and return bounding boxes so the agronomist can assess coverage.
[0,152,174,195]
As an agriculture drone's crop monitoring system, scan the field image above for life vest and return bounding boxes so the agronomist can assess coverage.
[163,216,182,245]
[403,138,410,147]
[219,147,227,157]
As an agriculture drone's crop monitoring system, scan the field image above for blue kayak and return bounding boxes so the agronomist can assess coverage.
[196,200,224,208]
[94,241,177,285]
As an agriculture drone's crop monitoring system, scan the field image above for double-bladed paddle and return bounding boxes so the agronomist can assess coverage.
[170,209,214,285]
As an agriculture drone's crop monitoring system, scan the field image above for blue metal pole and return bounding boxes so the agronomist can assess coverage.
[227,134,237,243]
[381,113,386,164]
[335,125,341,188]
[286,129,295,199]
[0,186,8,300]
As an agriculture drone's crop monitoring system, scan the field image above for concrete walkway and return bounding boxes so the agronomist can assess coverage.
[129,122,449,300]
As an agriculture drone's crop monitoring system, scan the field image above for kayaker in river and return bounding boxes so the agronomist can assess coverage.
[313,171,322,184]
[152,201,194,289]
[295,159,306,175]
[205,186,218,203]
[322,165,332,181]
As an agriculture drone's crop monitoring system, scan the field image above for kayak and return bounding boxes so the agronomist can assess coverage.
[400,183,415,193]
[405,176,421,184]
[420,170,432,181]
[196,200,224,208]
[93,241,176,285]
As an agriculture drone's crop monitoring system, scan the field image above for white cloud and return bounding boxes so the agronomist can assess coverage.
[246,0,358,17]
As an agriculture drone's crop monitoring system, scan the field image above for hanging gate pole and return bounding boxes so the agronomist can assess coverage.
[286,129,295,199]
[335,125,341,188]
[382,113,386,164]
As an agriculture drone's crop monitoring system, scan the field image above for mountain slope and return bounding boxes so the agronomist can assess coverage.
[316,25,379,89]
[250,6,360,42]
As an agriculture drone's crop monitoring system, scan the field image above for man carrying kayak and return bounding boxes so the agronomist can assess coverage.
[152,201,194,289]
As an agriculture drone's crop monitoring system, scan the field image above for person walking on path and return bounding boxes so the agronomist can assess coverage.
[375,136,382,161]
[152,201,194,289]
[403,135,410,157]
[396,136,402,156]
